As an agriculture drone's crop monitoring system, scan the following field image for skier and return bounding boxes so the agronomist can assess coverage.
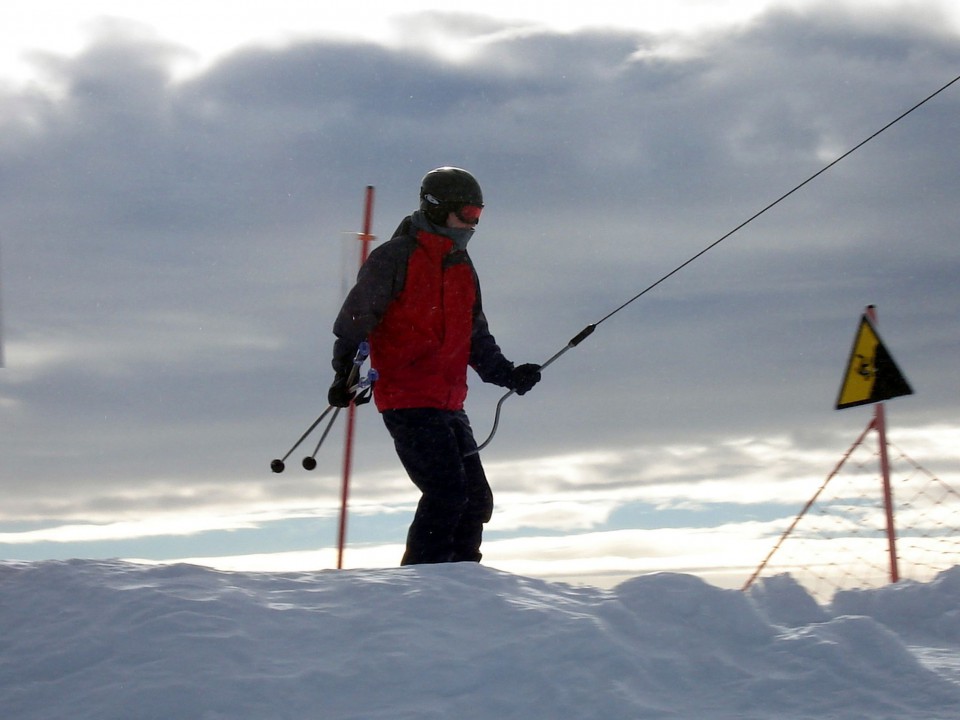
[329,167,541,565]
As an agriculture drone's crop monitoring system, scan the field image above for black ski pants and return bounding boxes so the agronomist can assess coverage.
[382,408,494,565]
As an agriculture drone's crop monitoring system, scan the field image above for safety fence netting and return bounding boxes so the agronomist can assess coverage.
[743,424,960,602]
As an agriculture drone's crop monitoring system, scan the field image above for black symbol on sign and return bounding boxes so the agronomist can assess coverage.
[855,353,876,379]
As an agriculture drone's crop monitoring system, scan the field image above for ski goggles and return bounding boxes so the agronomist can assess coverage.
[455,203,483,225]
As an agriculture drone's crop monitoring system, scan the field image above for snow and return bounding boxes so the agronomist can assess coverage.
[1,560,958,719]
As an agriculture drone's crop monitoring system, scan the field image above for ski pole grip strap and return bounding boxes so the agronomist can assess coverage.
[355,341,370,364]
[569,324,596,348]
[344,341,370,386]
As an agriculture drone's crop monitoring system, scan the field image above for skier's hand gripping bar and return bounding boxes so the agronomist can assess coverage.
[469,324,595,455]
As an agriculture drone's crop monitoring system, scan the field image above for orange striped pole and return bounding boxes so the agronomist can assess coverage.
[337,186,375,569]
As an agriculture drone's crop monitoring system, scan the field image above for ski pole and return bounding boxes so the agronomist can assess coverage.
[270,343,371,473]
[300,368,378,471]
[271,404,337,473]
[301,406,343,470]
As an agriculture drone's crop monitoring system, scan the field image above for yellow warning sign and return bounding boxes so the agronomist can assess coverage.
[836,314,913,409]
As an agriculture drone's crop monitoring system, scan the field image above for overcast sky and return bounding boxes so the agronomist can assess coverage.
[1,1,958,588]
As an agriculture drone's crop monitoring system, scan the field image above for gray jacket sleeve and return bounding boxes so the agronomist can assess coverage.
[331,236,410,375]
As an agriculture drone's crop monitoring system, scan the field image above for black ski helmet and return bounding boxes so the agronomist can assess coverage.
[419,167,484,226]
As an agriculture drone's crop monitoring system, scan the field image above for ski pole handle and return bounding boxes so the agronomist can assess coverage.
[341,341,370,390]
[358,368,379,390]
[355,341,370,364]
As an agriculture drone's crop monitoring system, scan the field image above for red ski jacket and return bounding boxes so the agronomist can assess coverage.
[332,215,514,412]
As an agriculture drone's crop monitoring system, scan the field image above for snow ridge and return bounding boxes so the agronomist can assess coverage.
[1,560,958,719]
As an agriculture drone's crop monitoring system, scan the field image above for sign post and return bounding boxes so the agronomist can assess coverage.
[836,304,913,583]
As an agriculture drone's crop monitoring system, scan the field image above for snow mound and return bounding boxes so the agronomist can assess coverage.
[1,560,958,719]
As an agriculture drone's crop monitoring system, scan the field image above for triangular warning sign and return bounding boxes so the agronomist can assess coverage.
[836,314,913,409]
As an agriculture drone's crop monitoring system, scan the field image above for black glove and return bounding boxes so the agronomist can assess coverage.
[327,372,355,408]
[510,363,542,396]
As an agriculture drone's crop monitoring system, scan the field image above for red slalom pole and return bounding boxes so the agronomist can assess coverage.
[336,186,375,569]
[866,305,900,584]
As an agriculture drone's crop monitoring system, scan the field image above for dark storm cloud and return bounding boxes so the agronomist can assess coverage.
[1,6,957,525]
